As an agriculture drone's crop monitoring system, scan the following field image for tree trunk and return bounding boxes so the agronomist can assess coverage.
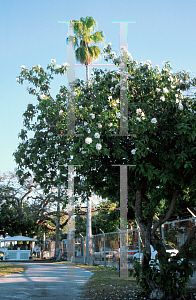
[55,185,60,259]
[86,64,89,84]
[85,192,93,264]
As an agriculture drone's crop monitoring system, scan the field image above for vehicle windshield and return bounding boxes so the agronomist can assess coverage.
[165,244,174,250]
[128,245,138,250]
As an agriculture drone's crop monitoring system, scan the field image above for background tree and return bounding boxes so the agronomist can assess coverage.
[0,173,85,239]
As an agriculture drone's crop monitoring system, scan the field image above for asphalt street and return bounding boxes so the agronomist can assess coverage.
[0,262,93,300]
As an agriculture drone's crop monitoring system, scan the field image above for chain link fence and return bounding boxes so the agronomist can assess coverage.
[35,217,196,264]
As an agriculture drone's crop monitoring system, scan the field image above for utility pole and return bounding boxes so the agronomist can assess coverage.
[55,185,61,259]
[85,190,93,264]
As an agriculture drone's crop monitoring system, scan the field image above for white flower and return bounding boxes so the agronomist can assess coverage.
[16,77,19,82]
[72,91,77,96]
[160,96,165,102]
[109,123,113,127]
[87,129,91,133]
[156,88,161,93]
[79,105,83,109]
[171,85,175,89]
[116,99,119,104]
[48,132,53,136]
[51,59,56,64]
[108,42,112,46]
[111,51,116,56]
[98,123,102,128]
[136,117,141,122]
[96,143,102,150]
[108,96,112,100]
[94,132,100,138]
[156,65,159,68]
[136,108,142,114]
[84,121,88,126]
[90,113,95,119]
[85,137,92,144]
[119,63,125,69]
[145,60,151,65]
[141,112,145,117]
[120,46,128,52]
[178,104,183,110]
[63,62,70,67]
[131,149,136,154]
[163,87,169,93]
[55,144,59,149]
[151,118,157,124]
[40,94,46,100]
[168,76,173,82]
[128,54,133,62]
[116,112,121,118]
[59,110,63,116]
[21,65,25,69]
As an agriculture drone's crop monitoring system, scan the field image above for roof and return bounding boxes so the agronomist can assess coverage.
[0,236,37,242]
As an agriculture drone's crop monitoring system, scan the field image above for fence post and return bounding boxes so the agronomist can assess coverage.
[100,229,106,267]
[161,224,165,244]
[138,228,141,263]
[79,233,85,264]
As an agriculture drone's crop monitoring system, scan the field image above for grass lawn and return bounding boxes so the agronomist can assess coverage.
[58,262,143,299]
[57,262,196,300]
[0,263,28,277]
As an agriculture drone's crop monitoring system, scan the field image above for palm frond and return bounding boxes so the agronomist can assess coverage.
[75,47,90,64]
[88,31,105,45]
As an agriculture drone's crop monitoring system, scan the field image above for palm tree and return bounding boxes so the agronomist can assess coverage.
[68,16,105,82]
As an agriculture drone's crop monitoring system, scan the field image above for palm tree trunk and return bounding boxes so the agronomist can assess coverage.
[86,64,89,84]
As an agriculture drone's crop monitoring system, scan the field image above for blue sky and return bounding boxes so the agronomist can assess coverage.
[1,0,196,175]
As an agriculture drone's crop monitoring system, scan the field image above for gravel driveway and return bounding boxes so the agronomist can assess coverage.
[0,262,93,299]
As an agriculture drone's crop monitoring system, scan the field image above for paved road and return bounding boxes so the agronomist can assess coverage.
[0,263,93,299]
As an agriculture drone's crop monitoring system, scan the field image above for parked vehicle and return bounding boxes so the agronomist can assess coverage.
[94,247,118,261]
[127,245,139,262]
[62,239,78,259]
[0,248,9,261]
[113,245,139,262]
[133,244,179,263]
[0,251,4,260]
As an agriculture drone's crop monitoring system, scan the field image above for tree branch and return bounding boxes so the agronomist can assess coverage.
[151,190,178,236]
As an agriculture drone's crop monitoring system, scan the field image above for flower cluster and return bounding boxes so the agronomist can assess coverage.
[131,149,137,155]
[136,108,145,120]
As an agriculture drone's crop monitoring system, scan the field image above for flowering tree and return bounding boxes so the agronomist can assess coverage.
[14,48,196,298]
